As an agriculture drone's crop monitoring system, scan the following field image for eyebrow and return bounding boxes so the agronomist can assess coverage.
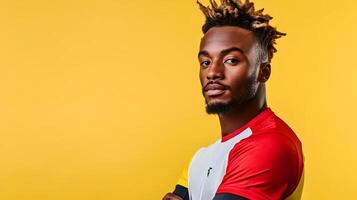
[197,47,244,58]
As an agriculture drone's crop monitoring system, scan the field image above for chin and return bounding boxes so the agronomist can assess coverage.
[205,94,231,105]
[205,99,236,114]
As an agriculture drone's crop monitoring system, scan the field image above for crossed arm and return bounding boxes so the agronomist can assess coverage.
[162,192,248,200]
[162,185,249,200]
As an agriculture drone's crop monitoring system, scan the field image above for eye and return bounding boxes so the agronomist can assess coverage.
[224,58,240,65]
[200,60,211,68]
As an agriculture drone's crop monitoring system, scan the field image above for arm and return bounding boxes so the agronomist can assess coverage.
[164,187,249,200]
[163,165,190,200]
[162,184,189,200]
[162,192,183,200]
[213,193,249,200]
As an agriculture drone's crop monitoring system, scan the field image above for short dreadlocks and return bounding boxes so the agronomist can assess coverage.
[197,0,286,62]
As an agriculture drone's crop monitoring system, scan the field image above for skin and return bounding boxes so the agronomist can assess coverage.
[163,26,271,200]
[199,26,271,136]
[162,193,183,200]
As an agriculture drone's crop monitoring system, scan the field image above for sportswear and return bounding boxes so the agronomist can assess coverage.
[173,107,304,200]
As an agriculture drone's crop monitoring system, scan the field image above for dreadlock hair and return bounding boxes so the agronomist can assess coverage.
[197,0,286,63]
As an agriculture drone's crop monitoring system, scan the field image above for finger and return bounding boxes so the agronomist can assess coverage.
[162,193,183,200]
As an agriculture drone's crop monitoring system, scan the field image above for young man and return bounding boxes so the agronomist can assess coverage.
[163,0,304,199]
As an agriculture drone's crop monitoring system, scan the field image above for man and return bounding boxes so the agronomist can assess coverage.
[163,0,304,199]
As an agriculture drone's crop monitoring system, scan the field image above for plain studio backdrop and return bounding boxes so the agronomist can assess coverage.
[0,0,356,199]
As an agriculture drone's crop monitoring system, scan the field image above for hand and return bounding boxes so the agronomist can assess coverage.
[162,192,183,200]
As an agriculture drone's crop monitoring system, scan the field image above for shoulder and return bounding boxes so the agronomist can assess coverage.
[244,111,303,160]
[216,130,304,199]
[229,131,301,173]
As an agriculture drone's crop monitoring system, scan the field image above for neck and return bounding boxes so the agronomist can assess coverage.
[218,85,267,137]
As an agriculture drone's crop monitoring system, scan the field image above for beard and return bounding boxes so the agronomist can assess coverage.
[204,75,259,114]
[205,99,237,114]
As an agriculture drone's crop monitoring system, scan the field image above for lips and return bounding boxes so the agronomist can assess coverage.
[204,83,227,96]
[206,89,226,96]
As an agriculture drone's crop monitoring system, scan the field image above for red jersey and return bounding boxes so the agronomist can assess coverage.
[174,107,304,200]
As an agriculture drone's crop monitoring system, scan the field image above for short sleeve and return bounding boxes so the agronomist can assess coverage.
[216,133,303,200]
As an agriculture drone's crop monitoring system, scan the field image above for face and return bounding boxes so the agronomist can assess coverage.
[198,26,266,114]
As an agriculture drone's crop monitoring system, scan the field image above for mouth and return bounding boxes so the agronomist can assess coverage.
[204,83,227,97]
[205,89,226,97]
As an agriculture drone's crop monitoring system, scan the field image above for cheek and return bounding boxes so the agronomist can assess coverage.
[226,65,250,86]
[199,69,205,86]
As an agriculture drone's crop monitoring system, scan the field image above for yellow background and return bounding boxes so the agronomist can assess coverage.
[0,0,356,199]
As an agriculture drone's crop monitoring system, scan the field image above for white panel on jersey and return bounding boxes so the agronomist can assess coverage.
[188,127,253,200]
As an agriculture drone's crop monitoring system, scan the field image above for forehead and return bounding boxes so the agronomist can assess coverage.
[199,26,257,54]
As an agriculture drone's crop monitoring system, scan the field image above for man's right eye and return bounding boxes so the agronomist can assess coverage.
[200,61,210,67]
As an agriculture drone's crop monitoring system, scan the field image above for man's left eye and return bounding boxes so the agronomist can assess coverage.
[224,58,240,65]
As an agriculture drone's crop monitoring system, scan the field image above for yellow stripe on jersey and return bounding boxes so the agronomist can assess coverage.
[176,165,188,188]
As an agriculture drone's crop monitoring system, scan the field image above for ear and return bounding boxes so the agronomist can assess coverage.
[258,62,271,83]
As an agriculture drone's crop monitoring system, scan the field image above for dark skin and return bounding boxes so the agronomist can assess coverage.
[163,26,271,200]
[199,26,270,136]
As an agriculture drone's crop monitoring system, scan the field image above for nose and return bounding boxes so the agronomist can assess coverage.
[206,61,224,81]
